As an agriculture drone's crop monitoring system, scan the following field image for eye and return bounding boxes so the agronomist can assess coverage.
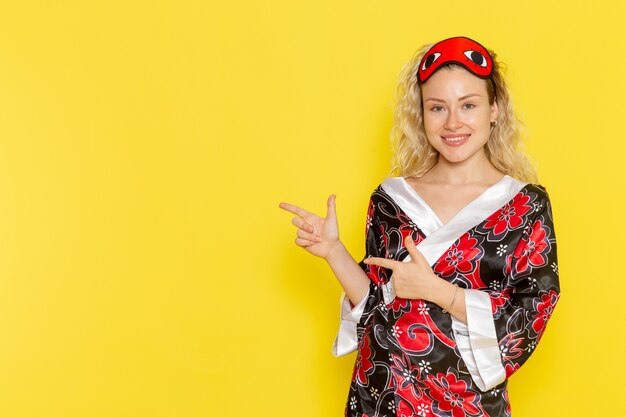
[463,50,488,68]
[421,52,442,71]
[430,105,445,112]
[463,102,476,109]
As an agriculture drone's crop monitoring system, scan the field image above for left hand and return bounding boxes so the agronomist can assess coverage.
[363,235,440,301]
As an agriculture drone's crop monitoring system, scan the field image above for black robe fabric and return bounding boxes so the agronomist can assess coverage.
[344,180,559,417]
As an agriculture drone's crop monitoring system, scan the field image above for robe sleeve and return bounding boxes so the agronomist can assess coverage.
[332,192,384,357]
[455,187,560,390]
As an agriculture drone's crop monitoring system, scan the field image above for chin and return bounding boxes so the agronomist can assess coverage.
[437,150,470,163]
[435,143,488,164]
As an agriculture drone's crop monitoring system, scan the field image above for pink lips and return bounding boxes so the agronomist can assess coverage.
[441,134,470,147]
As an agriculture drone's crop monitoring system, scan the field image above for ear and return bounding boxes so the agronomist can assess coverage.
[490,99,499,123]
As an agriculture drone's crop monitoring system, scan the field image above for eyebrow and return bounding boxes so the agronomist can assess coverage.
[424,93,481,103]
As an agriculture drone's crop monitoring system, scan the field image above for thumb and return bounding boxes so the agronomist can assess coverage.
[326,194,337,221]
[404,235,426,264]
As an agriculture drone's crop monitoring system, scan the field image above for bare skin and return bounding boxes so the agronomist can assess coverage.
[278,196,468,323]
[364,67,502,324]
[278,196,371,308]
[405,169,505,226]
[279,66,503,325]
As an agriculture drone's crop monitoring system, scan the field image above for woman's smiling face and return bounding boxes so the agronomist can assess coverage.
[421,65,498,165]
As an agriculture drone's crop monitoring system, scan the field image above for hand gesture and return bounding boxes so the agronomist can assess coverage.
[364,235,439,301]
[278,195,341,259]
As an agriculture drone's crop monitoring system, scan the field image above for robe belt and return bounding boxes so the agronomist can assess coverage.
[382,278,396,305]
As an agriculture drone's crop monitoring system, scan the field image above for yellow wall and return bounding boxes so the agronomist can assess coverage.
[0,1,623,416]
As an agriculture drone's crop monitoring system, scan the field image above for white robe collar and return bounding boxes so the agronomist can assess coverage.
[380,175,528,267]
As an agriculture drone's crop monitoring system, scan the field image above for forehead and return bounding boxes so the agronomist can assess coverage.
[421,66,489,98]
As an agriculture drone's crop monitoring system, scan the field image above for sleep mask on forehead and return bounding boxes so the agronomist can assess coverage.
[417,36,494,84]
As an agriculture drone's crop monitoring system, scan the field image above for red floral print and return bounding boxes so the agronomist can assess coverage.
[425,369,485,417]
[504,362,520,378]
[489,288,512,315]
[434,233,482,277]
[398,212,424,246]
[344,183,559,417]
[532,290,559,338]
[499,334,524,362]
[463,259,487,289]
[353,334,374,386]
[391,298,410,314]
[483,193,532,236]
[391,352,427,398]
[393,300,455,355]
[365,199,375,235]
[513,218,550,274]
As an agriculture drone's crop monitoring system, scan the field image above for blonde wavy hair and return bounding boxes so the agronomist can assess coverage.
[388,42,538,183]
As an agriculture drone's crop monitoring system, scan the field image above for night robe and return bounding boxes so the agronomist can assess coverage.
[333,175,560,417]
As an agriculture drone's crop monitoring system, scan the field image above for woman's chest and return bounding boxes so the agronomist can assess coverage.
[406,182,494,226]
[378,215,524,289]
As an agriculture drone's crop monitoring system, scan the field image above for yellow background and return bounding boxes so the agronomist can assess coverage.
[0,1,623,416]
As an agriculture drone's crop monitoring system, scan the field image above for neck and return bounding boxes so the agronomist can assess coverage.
[427,150,503,185]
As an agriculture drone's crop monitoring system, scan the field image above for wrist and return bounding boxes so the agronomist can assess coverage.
[429,278,454,307]
[442,283,459,314]
[324,240,346,264]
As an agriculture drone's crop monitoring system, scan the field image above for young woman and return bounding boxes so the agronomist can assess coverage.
[279,36,560,417]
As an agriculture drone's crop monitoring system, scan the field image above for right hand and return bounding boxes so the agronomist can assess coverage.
[278,194,341,259]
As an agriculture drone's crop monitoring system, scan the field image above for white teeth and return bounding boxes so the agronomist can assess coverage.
[443,135,469,142]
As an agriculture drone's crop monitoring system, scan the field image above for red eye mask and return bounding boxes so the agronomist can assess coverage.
[417,36,494,84]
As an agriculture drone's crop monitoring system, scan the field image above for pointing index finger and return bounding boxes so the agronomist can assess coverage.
[278,202,310,218]
[363,256,397,270]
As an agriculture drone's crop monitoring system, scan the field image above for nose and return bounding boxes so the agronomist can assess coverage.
[444,109,463,131]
